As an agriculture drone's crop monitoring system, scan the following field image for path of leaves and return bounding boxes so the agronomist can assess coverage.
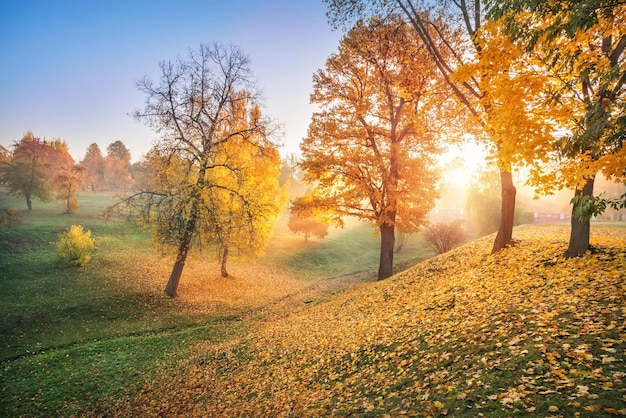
[92,224,625,417]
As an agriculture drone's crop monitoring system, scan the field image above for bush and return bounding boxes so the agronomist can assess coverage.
[424,221,466,254]
[0,206,22,227]
[57,224,95,266]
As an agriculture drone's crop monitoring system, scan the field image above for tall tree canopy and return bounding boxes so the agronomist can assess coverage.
[81,143,105,191]
[297,17,447,280]
[487,0,626,256]
[113,43,285,297]
[106,140,131,167]
[104,140,132,190]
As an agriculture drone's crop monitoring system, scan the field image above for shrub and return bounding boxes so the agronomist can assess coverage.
[424,221,467,254]
[57,224,95,266]
[0,206,22,227]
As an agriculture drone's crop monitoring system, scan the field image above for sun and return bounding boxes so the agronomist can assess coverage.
[440,142,488,187]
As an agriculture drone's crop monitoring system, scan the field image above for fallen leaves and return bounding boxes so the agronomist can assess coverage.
[91,224,625,416]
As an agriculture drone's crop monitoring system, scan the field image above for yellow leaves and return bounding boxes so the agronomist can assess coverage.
[461,8,626,195]
[56,224,95,266]
[97,223,626,416]
[601,355,618,364]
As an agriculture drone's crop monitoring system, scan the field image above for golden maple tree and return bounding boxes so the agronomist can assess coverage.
[297,17,449,280]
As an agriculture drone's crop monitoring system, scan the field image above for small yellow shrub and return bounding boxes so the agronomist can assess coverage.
[57,224,95,266]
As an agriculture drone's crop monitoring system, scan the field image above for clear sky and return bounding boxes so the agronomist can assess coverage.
[0,0,342,162]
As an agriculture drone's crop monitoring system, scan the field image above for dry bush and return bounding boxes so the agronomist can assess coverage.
[424,221,466,254]
[0,206,21,227]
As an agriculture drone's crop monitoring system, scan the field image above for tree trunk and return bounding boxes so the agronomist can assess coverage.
[220,245,229,278]
[65,193,71,213]
[378,223,395,280]
[491,169,517,253]
[220,199,234,278]
[26,196,32,211]
[565,177,595,258]
[164,214,197,297]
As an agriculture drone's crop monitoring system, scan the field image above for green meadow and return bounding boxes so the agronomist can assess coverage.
[0,190,432,416]
[2,190,624,416]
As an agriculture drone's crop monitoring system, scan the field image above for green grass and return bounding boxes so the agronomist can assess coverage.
[1,323,243,417]
[0,189,436,416]
[0,192,248,415]
[266,216,434,279]
[0,192,196,360]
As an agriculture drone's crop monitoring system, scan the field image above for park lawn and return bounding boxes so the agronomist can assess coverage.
[3,189,623,416]
[0,189,432,416]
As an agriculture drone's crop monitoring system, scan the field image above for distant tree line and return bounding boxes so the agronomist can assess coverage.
[81,140,135,191]
[0,132,138,212]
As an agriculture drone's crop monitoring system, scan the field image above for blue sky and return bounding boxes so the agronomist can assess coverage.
[0,0,342,161]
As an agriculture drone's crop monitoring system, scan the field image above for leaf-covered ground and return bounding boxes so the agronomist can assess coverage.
[89,224,625,417]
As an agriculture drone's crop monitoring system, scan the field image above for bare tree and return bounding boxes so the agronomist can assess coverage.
[112,43,284,297]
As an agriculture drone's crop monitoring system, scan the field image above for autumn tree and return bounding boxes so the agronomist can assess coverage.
[104,141,132,190]
[326,0,521,254]
[0,145,9,164]
[107,140,131,166]
[288,212,330,242]
[288,193,331,242]
[297,18,445,280]
[488,0,626,256]
[112,43,284,297]
[47,139,85,213]
[197,105,287,278]
[0,131,53,210]
[53,163,87,213]
[33,139,87,213]
[81,143,105,191]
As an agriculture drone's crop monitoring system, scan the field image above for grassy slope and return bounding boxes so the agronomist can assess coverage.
[97,224,626,417]
[0,190,432,416]
[0,192,245,416]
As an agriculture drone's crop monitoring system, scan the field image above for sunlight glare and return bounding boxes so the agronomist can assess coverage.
[439,141,488,187]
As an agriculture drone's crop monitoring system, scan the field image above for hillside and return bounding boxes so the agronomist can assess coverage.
[91,224,626,417]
